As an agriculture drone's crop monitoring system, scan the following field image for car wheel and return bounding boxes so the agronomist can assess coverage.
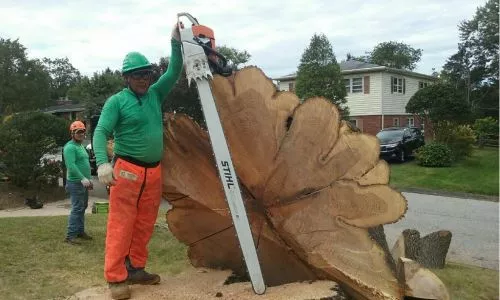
[399,150,406,163]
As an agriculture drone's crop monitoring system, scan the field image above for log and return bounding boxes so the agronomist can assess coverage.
[418,231,452,269]
[161,66,447,299]
[396,258,450,300]
[391,229,452,269]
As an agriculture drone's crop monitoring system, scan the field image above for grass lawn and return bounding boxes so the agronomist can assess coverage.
[0,213,498,299]
[389,147,499,197]
[433,262,499,300]
[0,211,189,300]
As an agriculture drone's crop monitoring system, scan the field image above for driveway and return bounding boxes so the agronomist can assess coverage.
[385,192,499,270]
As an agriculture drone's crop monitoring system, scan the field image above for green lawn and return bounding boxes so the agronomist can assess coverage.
[433,263,499,300]
[390,147,499,197]
[0,212,189,300]
[0,213,498,299]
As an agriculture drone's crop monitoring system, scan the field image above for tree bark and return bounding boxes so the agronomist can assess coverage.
[161,66,448,300]
[391,229,452,269]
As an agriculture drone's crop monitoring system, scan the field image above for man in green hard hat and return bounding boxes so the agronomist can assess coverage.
[93,25,183,300]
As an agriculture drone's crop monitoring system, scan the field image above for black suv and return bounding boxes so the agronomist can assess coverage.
[376,127,425,162]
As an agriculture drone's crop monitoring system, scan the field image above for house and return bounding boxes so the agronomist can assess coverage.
[273,60,437,136]
[41,98,86,121]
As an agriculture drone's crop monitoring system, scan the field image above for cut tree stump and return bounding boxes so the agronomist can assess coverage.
[161,66,448,300]
[391,229,452,269]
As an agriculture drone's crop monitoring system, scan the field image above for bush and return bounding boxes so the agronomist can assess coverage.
[0,112,70,188]
[435,121,476,161]
[416,143,453,167]
[473,117,499,147]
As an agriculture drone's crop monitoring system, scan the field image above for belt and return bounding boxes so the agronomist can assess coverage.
[114,155,160,168]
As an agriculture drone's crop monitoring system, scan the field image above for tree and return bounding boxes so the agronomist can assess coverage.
[441,0,499,119]
[215,45,251,70]
[42,57,81,100]
[0,111,69,187]
[406,83,471,134]
[0,38,51,115]
[295,33,348,117]
[354,41,422,71]
[67,68,123,116]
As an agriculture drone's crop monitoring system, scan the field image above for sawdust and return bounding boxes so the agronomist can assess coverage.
[68,267,343,300]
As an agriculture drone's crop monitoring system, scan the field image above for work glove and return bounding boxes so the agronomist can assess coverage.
[81,178,92,188]
[97,163,115,186]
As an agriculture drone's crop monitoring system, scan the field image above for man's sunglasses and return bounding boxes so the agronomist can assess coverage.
[129,70,152,80]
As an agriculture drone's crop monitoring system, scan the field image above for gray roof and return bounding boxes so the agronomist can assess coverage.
[41,103,86,114]
[273,60,436,81]
[340,60,381,71]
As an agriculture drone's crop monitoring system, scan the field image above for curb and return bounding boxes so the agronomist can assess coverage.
[393,187,499,202]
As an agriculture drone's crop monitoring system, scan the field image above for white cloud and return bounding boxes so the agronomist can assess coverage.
[0,0,485,78]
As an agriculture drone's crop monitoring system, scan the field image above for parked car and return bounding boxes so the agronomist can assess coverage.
[376,127,425,162]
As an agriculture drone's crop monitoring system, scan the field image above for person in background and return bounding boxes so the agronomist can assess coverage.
[63,120,93,245]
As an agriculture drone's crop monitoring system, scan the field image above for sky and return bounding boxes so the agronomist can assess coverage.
[0,0,486,79]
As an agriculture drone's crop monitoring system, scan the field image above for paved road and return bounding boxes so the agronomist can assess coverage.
[385,192,499,270]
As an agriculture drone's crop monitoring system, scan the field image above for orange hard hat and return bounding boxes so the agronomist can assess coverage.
[70,120,86,132]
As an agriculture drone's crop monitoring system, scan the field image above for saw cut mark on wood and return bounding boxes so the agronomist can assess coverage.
[161,66,446,300]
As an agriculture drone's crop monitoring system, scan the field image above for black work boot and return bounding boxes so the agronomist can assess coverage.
[77,232,93,240]
[125,256,160,285]
[108,281,130,300]
[127,268,161,285]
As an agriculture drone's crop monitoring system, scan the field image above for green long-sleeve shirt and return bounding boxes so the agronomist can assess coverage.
[63,140,91,181]
[93,39,183,165]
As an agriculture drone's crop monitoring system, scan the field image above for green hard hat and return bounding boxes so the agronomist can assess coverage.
[122,51,152,74]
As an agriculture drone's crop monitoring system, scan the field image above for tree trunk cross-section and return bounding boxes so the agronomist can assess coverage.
[161,67,447,299]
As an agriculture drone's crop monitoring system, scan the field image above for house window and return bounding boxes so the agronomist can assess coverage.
[288,82,295,92]
[344,79,350,93]
[407,117,414,127]
[391,77,405,94]
[350,119,358,127]
[418,81,428,89]
[393,118,400,127]
[352,77,363,93]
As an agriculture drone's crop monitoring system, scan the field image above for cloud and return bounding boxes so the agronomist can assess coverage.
[0,0,485,78]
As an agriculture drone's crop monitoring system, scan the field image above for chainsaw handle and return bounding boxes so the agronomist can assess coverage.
[177,12,199,25]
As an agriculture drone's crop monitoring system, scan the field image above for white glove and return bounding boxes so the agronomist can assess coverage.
[81,178,92,188]
[97,163,115,186]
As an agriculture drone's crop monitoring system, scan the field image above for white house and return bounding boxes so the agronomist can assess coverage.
[273,60,436,136]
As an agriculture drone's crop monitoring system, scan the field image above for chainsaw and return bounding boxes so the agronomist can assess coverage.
[176,13,266,295]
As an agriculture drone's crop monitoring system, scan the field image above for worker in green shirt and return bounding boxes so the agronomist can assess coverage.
[93,25,183,300]
[63,120,93,245]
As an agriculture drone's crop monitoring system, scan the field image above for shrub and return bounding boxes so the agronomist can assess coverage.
[0,112,70,188]
[434,121,476,161]
[473,117,499,147]
[416,143,453,167]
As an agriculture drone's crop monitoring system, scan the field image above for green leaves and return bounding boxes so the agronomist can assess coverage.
[215,45,251,70]
[295,34,348,118]
[406,83,471,125]
[0,38,51,114]
[0,112,69,187]
[369,41,422,71]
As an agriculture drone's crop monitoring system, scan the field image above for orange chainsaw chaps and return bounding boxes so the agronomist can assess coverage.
[104,158,162,283]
